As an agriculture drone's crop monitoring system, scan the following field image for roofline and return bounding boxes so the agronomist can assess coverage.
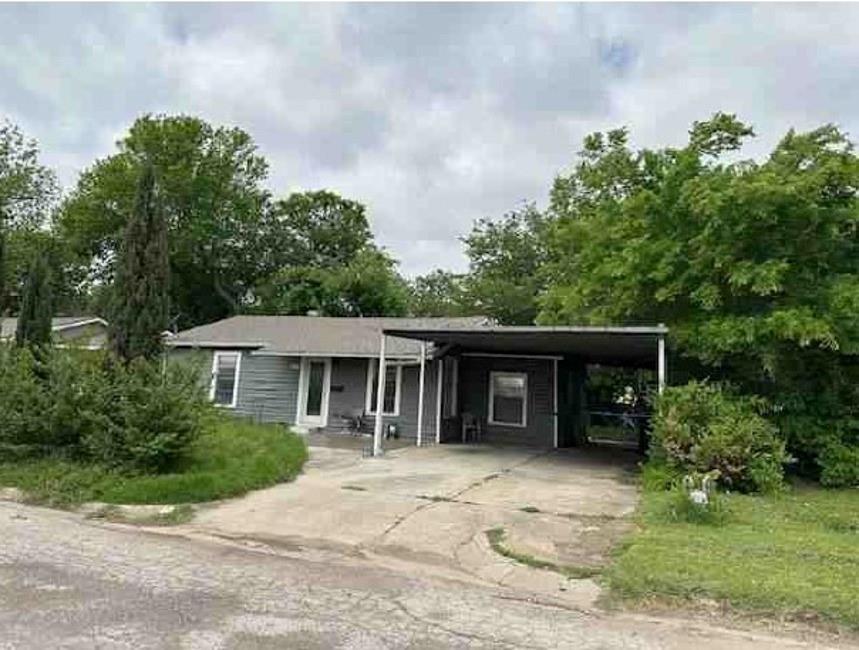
[167,341,268,349]
[382,324,668,337]
[52,317,108,332]
[250,351,421,360]
[166,344,420,359]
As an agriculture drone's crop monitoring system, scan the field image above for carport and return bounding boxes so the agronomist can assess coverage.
[371,325,668,456]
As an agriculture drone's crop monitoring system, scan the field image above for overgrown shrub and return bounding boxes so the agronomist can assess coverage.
[651,381,790,493]
[0,347,209,473]
[45,349,112,453]
[0,346,49,455]
[82,358,208,472]
[819,444,859,488]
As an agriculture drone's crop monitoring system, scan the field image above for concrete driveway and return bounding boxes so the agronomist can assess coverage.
[189,441,640,603]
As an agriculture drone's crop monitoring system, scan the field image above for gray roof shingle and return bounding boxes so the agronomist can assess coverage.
[168,315,492,357]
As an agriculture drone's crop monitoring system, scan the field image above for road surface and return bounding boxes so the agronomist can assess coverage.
[0,502,846,649]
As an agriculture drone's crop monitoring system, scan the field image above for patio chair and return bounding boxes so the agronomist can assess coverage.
[461,412,483,443]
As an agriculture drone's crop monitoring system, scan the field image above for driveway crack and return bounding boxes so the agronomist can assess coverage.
[368,450,550,549]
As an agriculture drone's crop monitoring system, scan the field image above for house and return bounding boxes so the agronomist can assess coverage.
[0,316,108,350]
[168,315,668,454]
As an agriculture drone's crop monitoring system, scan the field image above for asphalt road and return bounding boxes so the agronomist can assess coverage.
[0,502,844,649]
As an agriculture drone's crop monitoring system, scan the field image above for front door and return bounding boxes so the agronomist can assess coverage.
[299,358,331,427]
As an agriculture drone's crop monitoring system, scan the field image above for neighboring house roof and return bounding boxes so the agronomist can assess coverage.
[0,316,108,340]
[168,315,492,357]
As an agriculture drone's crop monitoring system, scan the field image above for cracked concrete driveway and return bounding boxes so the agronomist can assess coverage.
[188,443,640,603]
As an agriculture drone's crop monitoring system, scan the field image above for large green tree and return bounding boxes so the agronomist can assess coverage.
[540,113,859,481]
[0,120,59,314]
[109,162,170,362]
[268,190,372,267]
[58,114,270,328]
[461,203,547,324]
[409,269,473,317]
[252,190,407,316]
[254,247,408,317]
[15,252,53,349]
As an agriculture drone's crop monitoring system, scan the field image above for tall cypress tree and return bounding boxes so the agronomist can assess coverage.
[15,252,53,348]
[109,161,169,362]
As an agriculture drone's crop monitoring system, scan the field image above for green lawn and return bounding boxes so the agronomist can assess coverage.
[0,417,308,507]
[608,480,859,628]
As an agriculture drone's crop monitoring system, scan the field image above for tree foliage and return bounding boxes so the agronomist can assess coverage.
[109,162,169,362]
[460,203,547,324]
[409,269,473,317]
[269,190,373,267]
[540,113,859,482]
[252,190,407,316]
[58,114,270,328]
[254,247,408,317]
[15,252,53,349]
[0,120,59,313]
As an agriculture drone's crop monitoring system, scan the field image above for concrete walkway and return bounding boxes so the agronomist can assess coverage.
[187,442,640,606]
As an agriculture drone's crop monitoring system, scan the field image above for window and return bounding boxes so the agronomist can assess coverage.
[366,359,402,416]
[488,372,527,427]
[211,352,241,408]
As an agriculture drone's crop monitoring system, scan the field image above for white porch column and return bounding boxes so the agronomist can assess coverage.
[657,334,667,394]
[553,358,559,448]
[416,342,427,447]
[372,334,387,457]
[435,357,444,444]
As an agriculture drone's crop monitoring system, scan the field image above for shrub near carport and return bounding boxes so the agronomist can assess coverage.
[650,381,790,494]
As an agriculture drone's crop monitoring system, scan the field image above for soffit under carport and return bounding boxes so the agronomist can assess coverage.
[383,325,667,369]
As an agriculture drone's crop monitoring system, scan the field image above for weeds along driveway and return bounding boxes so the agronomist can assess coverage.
[187,442,640,600]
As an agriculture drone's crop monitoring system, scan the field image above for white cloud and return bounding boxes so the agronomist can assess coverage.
[1,3,858,277]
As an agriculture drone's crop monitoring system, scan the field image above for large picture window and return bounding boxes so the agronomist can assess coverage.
[488,372,527,427]
[211,352,241,408]
[366,360,402,416]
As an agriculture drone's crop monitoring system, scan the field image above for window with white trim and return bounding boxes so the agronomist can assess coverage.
[366,359,402,416]
[211,352,241,408]
[488,372,527,427]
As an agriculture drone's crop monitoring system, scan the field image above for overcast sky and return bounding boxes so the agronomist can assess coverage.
[1,3,857,276]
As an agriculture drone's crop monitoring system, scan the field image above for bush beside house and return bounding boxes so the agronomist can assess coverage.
[649,381,791,493]
[0,346,307,505]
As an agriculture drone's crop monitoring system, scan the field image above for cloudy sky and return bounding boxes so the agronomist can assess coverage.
[1,3,857,275]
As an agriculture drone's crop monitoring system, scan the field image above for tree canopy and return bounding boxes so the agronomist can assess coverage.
[0,120,59,313]
[58,114,271,328]
[458,203,547,324]
[409,270,473,317]
[540,113,859,478]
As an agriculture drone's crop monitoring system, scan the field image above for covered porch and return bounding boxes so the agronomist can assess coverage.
[372,325,668,456]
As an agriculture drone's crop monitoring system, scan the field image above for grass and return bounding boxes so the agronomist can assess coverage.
[0,417,308,508]
[486,527,603,579]
[607,477,859,628]
[87,503,196,526]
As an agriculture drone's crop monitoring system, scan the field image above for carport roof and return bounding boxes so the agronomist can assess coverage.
[383,325,668,368]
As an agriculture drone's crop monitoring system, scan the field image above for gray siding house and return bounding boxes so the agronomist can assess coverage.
[168,315,668,451]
